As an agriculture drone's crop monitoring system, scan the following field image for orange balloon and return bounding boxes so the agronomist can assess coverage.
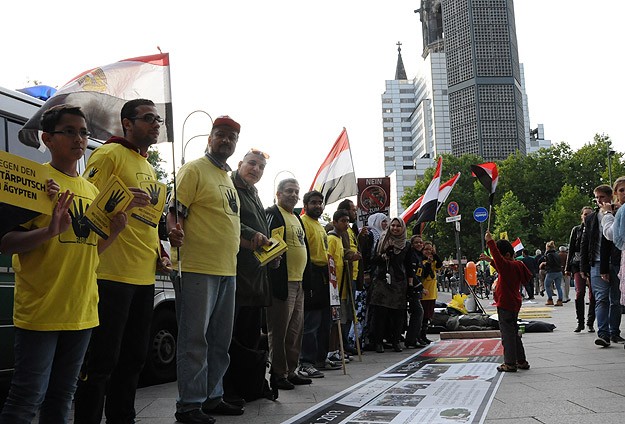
[466,261,477,286]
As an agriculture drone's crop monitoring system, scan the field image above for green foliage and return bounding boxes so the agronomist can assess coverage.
[399,135,623,259]
[147,148,172,191]
[540,184,591,246]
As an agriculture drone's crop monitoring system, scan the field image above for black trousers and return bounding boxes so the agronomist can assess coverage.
[74,280,154,424]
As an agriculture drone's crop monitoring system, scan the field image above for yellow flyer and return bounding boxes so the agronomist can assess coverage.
[0,150,52,215]
[83,174,132,239]
[131,180,167,228]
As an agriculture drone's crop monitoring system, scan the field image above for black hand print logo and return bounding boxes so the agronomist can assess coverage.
[88,168,99,178]
[225,189,238,213]
[105,189,125,213]
[296,227,305,245]
[68,198,91,242]
[147,184,161,206]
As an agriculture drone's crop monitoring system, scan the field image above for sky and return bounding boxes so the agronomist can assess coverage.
[2,0,623,206]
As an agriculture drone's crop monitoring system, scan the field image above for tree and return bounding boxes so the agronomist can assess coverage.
[540,184,591,246]
[147,148,172,191]
[493,191,530,244]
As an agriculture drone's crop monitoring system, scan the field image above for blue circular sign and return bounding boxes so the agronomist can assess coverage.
[473,207,488,223]
[447,201,459,217]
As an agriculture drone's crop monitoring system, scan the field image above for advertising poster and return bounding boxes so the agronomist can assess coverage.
[285,338,504,424]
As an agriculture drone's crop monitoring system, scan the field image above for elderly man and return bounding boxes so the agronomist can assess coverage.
[223,148,274,404]
[266,178,311,390]
[167,116,243,424]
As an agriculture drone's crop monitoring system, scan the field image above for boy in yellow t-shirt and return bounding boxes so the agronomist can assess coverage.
[0,105,126,424]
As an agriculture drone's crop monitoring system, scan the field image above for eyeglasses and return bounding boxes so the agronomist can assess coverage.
[130,114,164,124]
[49,129,91,139]
[249,148,270,159]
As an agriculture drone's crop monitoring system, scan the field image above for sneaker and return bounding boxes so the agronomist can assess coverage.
[611,335,625,344]
[315,359,341,370]
[327,350,349,363]
[298,364,324,378]
[594,336,611,347]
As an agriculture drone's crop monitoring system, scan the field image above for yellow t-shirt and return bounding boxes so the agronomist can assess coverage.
[327,233,346,299]
[347,226,359,280]
[278,206,307,281]
[173,156,240,276]
[84,143,159,285]
[421,259,440,301]
[13,165,100,331]
[301,214,328,267]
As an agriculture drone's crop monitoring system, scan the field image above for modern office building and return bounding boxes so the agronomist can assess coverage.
[382,0,549,215]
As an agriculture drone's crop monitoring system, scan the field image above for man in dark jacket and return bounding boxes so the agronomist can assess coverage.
[580,185,623,347]
[223,149,273,404]
[520,250,537,300]
[266,179,311,390]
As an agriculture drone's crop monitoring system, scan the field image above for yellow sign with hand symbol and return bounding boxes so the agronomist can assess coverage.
[131,180,167,228]
[84,174,132,239]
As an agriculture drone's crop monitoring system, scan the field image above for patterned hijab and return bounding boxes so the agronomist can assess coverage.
[377,217,407,255]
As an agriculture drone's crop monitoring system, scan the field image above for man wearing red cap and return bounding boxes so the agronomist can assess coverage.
[167,116,243,424]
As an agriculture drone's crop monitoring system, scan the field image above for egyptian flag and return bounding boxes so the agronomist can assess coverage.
[512,237,524,252]
[401,194,423,224]
[436,172,461,212]
[309,128,358,205]
[19,53,173,148]
[470,162,498,205]
[413,156,442,226]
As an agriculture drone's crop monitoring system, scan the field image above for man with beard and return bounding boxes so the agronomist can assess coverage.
[167,116,243,423]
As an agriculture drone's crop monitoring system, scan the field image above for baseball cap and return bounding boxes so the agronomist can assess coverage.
[212,115,240,133]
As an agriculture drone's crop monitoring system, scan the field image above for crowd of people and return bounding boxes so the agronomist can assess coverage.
[0,99,624,424]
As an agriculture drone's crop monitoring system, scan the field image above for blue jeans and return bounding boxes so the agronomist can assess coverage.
[544,271,563,301]
[591,264,621,339]
[300,308,332,366]
[0,328,91,424]
[173,272,235,413]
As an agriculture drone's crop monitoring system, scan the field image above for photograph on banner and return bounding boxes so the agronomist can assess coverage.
[357,177,390,226]
[0,150,52,215]
[285,338,504,424]
[83,174,132,239]
[130,180,167,227]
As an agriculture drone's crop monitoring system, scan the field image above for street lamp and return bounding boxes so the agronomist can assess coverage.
[181,110,213,165]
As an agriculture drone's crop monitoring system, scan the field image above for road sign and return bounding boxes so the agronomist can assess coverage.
[446,215,461,223]
[447,201,459,217]
[473,207,488,223]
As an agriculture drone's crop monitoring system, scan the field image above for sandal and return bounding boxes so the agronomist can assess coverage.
[516,361,530,370]
[497,363,517,372]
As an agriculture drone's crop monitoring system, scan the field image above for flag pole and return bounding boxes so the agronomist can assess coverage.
[487,204,492,232]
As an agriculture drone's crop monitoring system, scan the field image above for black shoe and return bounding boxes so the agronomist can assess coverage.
[563,299,571,303]
[223,395,246,408]
[540,290,545,297]
[272,376,294,390]
[175,409,216,424]
[288,374,312,385]
[528,297,535,300]
[202,400,244,416]
[588,325,595,333]
[376,344,384,353]
[611,335,625,344]
[418,338,430,346]
[574,325,584,333]
[392,344,403,352]
[594,336,611,347]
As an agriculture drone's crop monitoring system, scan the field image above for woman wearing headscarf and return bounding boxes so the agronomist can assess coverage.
[368,218,415,353]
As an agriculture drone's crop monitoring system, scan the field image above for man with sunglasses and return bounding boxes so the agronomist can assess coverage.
[74,99,176,424]
[167,116,243,423]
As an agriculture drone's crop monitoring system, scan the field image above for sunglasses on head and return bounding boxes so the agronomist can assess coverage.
[248,148,270,159]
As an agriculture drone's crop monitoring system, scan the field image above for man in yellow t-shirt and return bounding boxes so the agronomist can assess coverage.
[265,179,311,390]
[74,99,172,424]
[166,116,243,422]
[0,105,126,424]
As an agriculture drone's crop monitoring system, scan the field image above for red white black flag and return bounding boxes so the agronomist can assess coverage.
[470,162,499,205]
[19,53,173,148]
[412,156,442,226]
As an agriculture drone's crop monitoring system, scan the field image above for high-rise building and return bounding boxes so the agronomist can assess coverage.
[382,0,548,216]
